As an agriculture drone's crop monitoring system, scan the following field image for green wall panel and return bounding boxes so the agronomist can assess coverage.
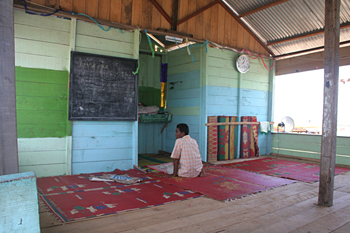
[138,86,161,107]
[15,66,71,138]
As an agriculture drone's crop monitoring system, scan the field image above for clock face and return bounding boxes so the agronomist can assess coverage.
[236,54,250,73]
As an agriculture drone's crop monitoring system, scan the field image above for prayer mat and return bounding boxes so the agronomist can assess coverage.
[138,153,173,167]
[37,169,155,196]
[218,116,239,160]
[240,116,259,158]
[147,162,173,174]
[40,181,202,222]
[220,158,302,172]
[145,173,266,201]
[260,163,350,182]
[207,116,218,163]
[204,166,295,188]
[220,158,350,183]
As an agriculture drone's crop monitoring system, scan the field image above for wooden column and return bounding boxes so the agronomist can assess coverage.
[0,0,19,175]
[171,0,179,31]
[318,0,340,207]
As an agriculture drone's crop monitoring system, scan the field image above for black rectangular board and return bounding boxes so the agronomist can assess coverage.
[69,51,138,121]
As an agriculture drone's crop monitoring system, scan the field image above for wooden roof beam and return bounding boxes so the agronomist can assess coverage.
[149,0,173,25]
[239,0,290,18]
[177,0,221,25]
[219,1,274,55]
[267,22,350,46]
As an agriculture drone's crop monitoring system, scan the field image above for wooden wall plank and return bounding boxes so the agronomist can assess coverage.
[237,24,244,49]
[86,0,99,18]
[231,17,238,48]
[72,0,85,13]
[217,5,225,44]
[187,0,197,36]
[110,0,122,23]
[210,4,218,43]
[178,0,188,33]
[160,0,172,29]
[98,0,111,21]
[121,0,132,25]
[224,9,232,46]
[46,0,60,8]
[151,2,162,30]
[59,0,72,11]
[195,0,205,39]
[131,0,142,26]
[142,0,153,29]
[203,0,211,40]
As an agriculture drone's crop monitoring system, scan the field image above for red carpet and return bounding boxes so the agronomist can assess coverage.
[220,158,350,182]
[146,165,295,201]
[37,170,201,222]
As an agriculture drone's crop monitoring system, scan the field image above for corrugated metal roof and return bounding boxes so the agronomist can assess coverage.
[224,0,350,57]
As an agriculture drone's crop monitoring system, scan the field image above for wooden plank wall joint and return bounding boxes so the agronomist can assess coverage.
[177,0,220,26]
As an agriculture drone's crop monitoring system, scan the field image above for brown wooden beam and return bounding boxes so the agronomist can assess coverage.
[267,22,350,46]
[177,0,220,25]
[0,0,19,175]
[318,0,340,207]
[239,0,290,18]
[219,1,274,55]
[149,0,173,25]
[172,0,179,31]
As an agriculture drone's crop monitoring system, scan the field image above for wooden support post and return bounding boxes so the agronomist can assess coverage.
[172,0,179,31]
[0,0,19,175]
[318,0,340,207]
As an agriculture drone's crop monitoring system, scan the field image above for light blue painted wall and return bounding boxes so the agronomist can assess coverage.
[0,172,40,233]
[138,123,165,154]
[71,22,138,174]
[72,121,134,174]
[205,47,272,157]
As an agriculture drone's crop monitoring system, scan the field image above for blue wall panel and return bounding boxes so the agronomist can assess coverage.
[206,85,270,155]
[72,121,135,174]
[138,122,164,154]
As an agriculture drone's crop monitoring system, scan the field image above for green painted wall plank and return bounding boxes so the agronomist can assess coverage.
[17,124,68,138]
[15,67,69,84]
[139,53,161,89]
[167,107,200,116]
[15,38,70,59]
[15,52,69,71]
[19,151,66,166]
[168,62,200,75]
[14,9,70,32]
[17,110,66,125]
[16,82,67,98]
[18,137,67,152]
[15,24,70,45]
[208,75,238,88]
[207,67,238,79]
[138,87,161,107]
[241,80,269,92]
[16,96,67,111]
[74,47,134,59]
[75,34,134,56]
[19,164,66,177]
[76,21,134,42]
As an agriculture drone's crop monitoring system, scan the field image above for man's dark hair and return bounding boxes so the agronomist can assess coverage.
[177,123,189,135]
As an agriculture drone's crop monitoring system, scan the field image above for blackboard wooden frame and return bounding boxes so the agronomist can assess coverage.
[69,51,138,121]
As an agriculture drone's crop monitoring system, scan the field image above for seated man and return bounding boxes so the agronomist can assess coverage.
[170,123,205,177]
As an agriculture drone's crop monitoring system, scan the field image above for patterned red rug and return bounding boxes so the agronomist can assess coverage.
[220,158,350,182]
[37,170,201,222]
[146,165,295,201]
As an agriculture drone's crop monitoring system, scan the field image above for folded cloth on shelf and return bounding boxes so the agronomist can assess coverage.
[260,121,270,134]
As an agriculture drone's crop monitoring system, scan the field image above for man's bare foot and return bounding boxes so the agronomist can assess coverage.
[198,168,206,177]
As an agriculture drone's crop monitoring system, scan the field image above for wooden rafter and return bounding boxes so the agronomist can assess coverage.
[219,1,274,55]
[267,22,350,46]
[177,0,220,25]
[239,0,290,18]
[149,0,173,25]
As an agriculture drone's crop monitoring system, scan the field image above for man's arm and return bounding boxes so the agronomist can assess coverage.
[171,158,180,177]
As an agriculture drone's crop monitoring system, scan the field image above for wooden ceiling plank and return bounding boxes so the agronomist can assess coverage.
[149,0,173,25]
[239,0,290,18]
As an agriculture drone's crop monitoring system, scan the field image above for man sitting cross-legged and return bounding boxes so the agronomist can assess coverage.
[170,123,205,177]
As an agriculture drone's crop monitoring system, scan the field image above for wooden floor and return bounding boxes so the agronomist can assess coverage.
[40,164,350,233]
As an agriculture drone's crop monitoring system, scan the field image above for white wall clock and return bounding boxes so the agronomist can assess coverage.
[236,54,250,73]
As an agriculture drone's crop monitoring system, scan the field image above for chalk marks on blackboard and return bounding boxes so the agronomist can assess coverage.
[69,51,138,121]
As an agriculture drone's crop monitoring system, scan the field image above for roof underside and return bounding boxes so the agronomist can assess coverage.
[224,0,350,57]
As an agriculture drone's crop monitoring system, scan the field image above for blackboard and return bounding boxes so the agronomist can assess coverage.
[69,51,138,121]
